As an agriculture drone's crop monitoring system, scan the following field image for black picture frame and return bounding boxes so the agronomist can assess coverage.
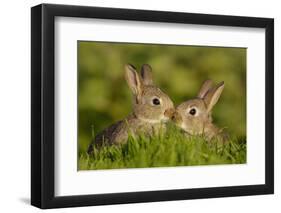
[31,3,274,209]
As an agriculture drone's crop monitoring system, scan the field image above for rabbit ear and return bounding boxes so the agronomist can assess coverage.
[140,64,153,85]
[203,81,224,112]
[197,79,213,98]
[125,64,143,97]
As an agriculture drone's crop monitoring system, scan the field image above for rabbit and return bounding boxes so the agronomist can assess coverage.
[172,79,229,142]
[87,64,175,154]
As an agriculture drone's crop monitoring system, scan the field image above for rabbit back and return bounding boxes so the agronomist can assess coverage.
[88,115,166,153]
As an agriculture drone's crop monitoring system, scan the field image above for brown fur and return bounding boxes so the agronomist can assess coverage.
[87,64,174,154]
[172,80,228,142]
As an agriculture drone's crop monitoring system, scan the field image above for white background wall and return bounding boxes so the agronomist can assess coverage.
[0,0,279,212]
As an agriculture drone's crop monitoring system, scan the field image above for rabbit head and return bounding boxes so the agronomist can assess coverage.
[125,64,174,123]
[172,80,225,139]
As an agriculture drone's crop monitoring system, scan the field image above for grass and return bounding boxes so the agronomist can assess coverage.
[78,125,246,170]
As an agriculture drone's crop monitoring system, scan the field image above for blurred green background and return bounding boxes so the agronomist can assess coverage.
[78,41,246,153]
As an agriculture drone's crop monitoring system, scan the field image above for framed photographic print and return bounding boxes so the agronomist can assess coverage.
[31,3,274,209]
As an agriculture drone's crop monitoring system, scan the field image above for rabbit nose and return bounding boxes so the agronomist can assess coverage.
[164,108,175,119]
[171,111,182,123]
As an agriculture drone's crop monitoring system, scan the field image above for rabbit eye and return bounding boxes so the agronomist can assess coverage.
[189,108,196,116]
[152,98,160,105]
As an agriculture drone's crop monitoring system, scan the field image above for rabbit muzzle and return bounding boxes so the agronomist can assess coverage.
[171,111,183,125]
[164,108,176,120]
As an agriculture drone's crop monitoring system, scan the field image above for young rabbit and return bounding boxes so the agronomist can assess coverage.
[172,79,228,142]
[87,64,175,153]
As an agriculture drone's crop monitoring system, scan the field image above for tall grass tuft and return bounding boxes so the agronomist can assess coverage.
[79,124,246,170]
